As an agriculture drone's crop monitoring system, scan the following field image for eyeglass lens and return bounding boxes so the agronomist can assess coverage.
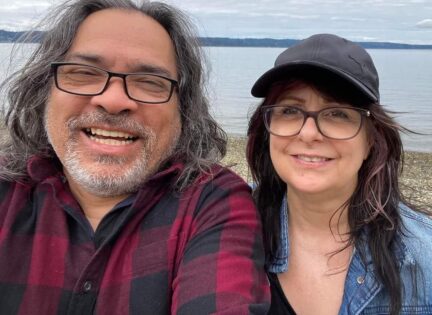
[266,106,364,139]
[55,64,174,103]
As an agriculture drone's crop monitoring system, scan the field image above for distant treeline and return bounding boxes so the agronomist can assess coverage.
[0,30,44,43]
[199,37,432,49]
[1,30,432,49]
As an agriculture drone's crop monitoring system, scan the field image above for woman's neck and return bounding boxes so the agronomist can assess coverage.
[286,188,352,244]
[286,189,355,276]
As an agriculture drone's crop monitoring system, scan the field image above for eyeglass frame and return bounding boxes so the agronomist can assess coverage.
[262,105,371,140]
[50,62,179,104]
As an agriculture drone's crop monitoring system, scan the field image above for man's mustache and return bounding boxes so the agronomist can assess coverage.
[66,110,152,139]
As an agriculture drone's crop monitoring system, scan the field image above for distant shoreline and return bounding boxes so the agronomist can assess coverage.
[1,30,432,49]
[199,37,432,50]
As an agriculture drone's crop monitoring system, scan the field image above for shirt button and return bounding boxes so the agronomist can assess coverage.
[83,281,92,292]
[356,276,365,284]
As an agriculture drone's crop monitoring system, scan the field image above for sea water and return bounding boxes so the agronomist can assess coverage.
[1,43,431,152]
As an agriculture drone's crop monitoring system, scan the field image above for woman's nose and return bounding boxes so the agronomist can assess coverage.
[297,117,324,142]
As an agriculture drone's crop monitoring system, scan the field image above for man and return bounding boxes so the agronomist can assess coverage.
[0,0,270,314]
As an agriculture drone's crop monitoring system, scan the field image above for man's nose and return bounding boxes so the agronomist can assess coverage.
[90,77,139,114]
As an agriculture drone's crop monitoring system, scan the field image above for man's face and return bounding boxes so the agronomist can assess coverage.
[44,8,181,198]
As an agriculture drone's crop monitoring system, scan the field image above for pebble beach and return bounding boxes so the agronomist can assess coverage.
[223,136,432,211]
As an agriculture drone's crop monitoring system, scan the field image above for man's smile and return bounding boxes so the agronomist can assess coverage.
[84,128,138,146]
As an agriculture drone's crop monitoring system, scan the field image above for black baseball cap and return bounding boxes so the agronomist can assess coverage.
[251,33,379,102]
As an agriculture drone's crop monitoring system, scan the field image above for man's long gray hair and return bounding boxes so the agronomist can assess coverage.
[0,0,227,190]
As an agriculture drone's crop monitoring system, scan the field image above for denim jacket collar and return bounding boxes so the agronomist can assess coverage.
[267,198,432,314]
[267,196,415,273]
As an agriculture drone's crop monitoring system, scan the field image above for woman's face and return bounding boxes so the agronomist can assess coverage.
[269,84,371,199]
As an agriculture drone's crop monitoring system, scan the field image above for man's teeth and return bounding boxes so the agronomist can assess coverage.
[297,155,329,162]
[89,136,133,146]
[85,128,137,145]
[88,128,135,139]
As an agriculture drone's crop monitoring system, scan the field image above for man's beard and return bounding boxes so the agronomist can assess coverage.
[45,110,179,197]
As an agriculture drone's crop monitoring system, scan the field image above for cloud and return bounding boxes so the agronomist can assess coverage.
[1,0,432,44]
[0,1,52,30]
[416,19,432,28]
[363,36,379,41]
[331,17,366,22]
[284,14,320,19]
[245,13,319,19]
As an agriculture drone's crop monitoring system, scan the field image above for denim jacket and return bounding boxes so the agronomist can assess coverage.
[268,196,432,315]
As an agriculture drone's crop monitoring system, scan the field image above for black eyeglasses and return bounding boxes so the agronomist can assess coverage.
[262,105,370,140]
[51,62,178,104]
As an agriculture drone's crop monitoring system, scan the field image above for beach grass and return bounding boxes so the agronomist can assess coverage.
[223,135,432,211]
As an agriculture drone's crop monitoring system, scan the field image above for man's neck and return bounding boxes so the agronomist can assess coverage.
[65,174,130,231]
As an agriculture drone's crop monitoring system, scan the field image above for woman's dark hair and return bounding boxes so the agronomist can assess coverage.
[247,69,418,315]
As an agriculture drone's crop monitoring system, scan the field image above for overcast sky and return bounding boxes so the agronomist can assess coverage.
[0,0,431,44]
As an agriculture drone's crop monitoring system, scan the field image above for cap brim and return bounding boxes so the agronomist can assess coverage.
[251,61,378,102]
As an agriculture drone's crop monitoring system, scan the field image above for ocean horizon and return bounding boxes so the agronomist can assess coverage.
[1,30,432,49]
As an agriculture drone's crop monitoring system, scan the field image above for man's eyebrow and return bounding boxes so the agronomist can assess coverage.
[131,64,174,79]
[65,53,175,79]
[66,53,102,64]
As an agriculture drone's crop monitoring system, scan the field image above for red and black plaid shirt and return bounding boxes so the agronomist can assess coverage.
[0,156,270,314]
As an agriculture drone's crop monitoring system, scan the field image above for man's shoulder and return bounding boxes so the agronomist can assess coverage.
[175,164,254,216]
[194,163,249,188]
[0,178,33,219]
[0,178,23,193]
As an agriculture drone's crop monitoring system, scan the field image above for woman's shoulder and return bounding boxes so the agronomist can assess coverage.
[394,204,432,306]
[399,203,432,234]
[398,203,432,265]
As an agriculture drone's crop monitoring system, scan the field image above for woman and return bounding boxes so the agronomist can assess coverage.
[247,33,432,315]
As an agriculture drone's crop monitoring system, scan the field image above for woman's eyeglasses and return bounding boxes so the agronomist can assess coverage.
[262,105,370,140]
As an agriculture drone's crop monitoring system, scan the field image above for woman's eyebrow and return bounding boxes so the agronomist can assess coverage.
[277,95,305,103]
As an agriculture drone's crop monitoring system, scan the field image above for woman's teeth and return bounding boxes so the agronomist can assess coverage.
[297,155,329,162]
